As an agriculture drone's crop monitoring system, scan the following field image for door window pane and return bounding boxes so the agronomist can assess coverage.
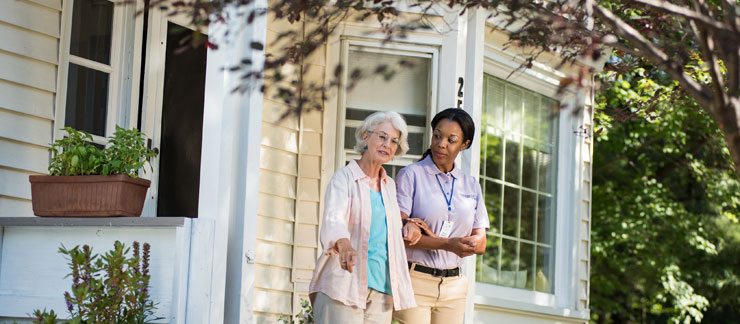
[70,0,113,64]
[478,74,558,293]
[342,46,433,175]
[64,63,109,136]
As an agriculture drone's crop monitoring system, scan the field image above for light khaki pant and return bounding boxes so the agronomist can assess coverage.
[313,289,393,324]
[392,265,468,324]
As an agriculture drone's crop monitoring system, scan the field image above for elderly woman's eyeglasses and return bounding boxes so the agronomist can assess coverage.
[369,131,400,147]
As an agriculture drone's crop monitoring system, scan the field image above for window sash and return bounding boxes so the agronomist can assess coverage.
[477,74,558,293]
[55,0,135,146]
[337,40,439,175]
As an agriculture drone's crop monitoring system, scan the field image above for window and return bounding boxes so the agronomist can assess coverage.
[62,0,116,142]
[338,41,438,176]
[476,74,558,293]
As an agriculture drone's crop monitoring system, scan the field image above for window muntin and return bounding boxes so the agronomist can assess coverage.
[477,74,558,293]
[63,0,115,139]
[340,43,436,177]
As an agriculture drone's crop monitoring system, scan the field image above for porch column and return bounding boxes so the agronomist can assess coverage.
[190,1,267,323]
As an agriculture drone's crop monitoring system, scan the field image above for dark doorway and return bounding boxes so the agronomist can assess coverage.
[157,22,207,217]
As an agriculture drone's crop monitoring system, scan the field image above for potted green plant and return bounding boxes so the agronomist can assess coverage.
[29,126,157,217]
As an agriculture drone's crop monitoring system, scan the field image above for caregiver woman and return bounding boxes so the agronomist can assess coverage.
[393,108,489,324]
[309,111,416,324]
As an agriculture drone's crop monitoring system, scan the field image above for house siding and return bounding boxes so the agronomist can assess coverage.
[0,0,61,216]
[254,11,325,322]
[577,89,594,311]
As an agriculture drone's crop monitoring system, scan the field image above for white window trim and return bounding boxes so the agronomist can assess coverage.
[54,0,143,145]
[472,46,587,319]
[333,36,440,172]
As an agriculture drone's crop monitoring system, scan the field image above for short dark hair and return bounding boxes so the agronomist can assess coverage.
[420,108,476,161]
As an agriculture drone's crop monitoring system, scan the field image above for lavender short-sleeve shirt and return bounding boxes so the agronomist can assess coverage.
[396,155,489,269]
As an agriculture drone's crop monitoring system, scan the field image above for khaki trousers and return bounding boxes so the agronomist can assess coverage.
[392,264,468,324]
[313,289,393,324]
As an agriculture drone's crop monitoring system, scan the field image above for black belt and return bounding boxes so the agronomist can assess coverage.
[409,262,460,277]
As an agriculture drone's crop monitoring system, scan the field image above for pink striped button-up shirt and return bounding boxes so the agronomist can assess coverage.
[309,160,416,311]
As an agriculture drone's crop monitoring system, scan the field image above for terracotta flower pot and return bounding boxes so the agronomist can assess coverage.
[29,175,151,217]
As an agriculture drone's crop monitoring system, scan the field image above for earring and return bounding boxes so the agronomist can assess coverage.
[363,145,368,150]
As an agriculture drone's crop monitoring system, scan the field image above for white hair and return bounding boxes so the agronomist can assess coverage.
[354,111,409,156]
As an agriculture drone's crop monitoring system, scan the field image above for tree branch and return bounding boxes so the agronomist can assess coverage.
[593,4,713,109]
[688,15,727,110]
[633,0,736,35]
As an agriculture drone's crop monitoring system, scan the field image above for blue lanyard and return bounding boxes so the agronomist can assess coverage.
[435,174,455,211]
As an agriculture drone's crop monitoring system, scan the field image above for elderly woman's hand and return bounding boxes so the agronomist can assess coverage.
[335,238,357,273]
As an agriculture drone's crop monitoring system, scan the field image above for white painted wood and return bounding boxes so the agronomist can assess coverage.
[68,55,113,73]
[0,140,48,174]
[0,0,60,37]
[0,80,54,120]
[0,52,56,92]
[52,0,72,143]
[195,2,267,321]
[0,168,35,200]
[25,0,62,11]
[473,302,587,324]
[460,9,485,324]
[0,196,33,217]
[0,22,58,64]
[169,219,192,324]
[0,226,180,321]
[181,218,215,323]
[0,109,53,147]
[554,94,580,311]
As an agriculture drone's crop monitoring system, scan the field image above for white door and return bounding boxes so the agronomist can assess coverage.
[140,11,209,217]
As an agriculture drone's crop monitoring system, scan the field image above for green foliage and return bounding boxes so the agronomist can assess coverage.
[48,127,105,176]
[31,309,58,324]
[48,126,157,177]
[278,299,313,324]
[32,241,161,324]
[592,64,740,323]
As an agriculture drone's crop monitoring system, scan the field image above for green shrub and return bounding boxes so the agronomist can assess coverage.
[32,241,161,324]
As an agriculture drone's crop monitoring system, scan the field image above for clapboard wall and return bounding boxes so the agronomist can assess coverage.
[0,0,61,216]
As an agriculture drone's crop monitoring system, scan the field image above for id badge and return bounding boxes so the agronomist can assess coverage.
[439,220,454,238]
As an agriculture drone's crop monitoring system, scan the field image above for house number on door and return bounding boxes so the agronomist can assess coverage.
[457,77,464,108]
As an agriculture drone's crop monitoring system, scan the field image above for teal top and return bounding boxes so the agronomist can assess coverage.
[367,189,392,295]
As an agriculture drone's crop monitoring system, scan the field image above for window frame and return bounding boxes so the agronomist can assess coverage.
[473,43,584,315]
[477,73,559,293]
[334,37,440,173]
[54,0,144,145]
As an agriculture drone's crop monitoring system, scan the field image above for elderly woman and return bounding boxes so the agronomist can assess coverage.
[309,111,417,323]
[393,108,489,324]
